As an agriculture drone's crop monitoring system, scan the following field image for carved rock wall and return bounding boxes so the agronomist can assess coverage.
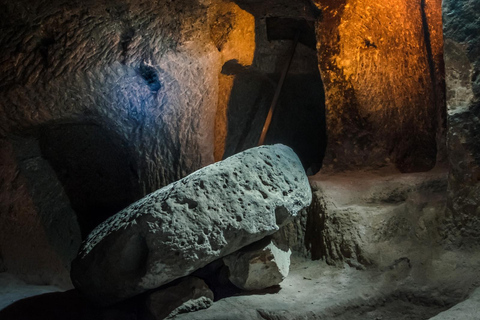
[0,0,222,284]
[314,0,445,173]
[442,0,480,244]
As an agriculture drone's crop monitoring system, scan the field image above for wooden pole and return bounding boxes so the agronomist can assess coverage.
[258,30,300,146]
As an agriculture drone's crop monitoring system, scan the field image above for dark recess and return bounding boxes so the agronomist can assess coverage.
[119,27,135,64]
[39,36,56,68]
[223,70,326,174]
[222,15,326,174]
[138,63,161,92]
[39,123,142,238]
[266,17,317,50]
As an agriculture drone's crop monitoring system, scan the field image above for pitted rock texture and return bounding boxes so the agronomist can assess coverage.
[443,0,480,245]
[166,297,214,319]
[71,144,311,305]
[223,238,291,291]
[146,276,214,320]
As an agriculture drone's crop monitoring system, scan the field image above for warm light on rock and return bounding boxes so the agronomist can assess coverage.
[212,2,256,161]
[1,0,480,319]
[315,0,445,173]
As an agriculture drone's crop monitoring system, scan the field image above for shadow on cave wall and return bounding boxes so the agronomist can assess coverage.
[221,4,326,174]
[13,122,143,239]
[222,67,326,173]
[38,123,143,238]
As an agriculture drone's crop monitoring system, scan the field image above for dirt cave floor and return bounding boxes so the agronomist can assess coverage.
[175,255,480,320]
[2,168,480,319]
[1,255,480,320]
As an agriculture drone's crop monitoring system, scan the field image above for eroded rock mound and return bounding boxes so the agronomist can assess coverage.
[71,144,311,305]
[146,276,214,320]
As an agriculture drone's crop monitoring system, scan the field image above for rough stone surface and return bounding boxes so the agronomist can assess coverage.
[442,0,480,245]
[0,0,223,285]
[305,169,448,268]
[313,0,446,172]
[166,297,214,319]
[0,0,220,193]
[169,170,480,320]
[272,207,310,258]
[71,144,311,305]
[223,238,291,290]
[146,277,213,320]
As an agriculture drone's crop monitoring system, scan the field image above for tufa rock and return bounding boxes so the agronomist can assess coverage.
[443,0,480,245]
[165,297,213,319]
[146,276,214,320]
[71,144,311,305]
[223,238,291,291]
[315,0,445,172]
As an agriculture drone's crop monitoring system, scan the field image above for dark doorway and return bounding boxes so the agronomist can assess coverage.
[222,14,326,174]
[39,123,142,238]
